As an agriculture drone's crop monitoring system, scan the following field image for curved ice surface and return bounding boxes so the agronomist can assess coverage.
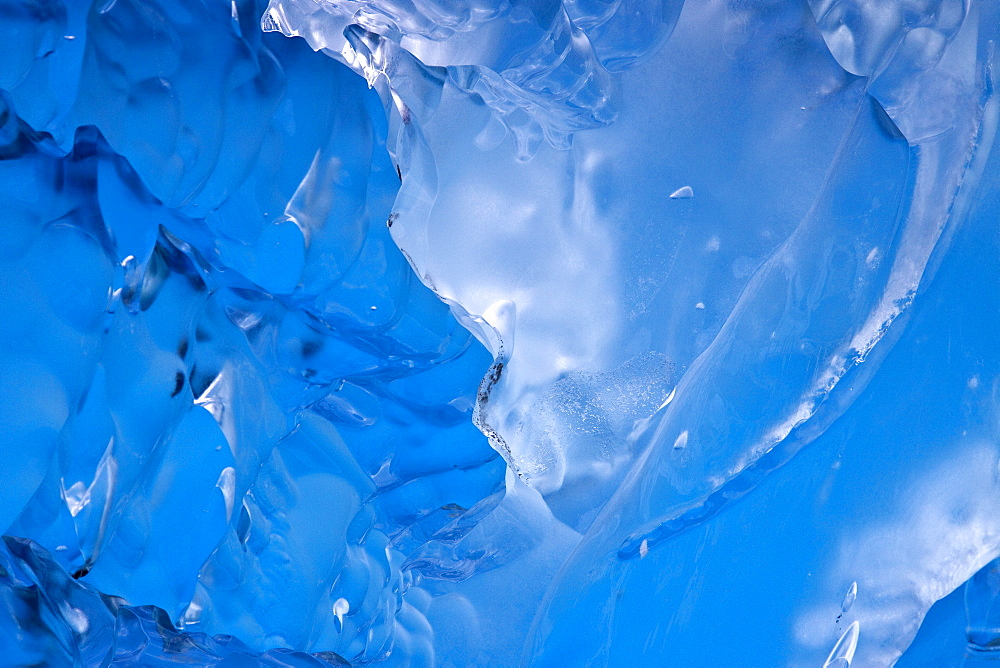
[3,0,1000,665]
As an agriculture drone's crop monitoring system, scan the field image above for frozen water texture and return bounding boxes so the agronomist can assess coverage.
[0,0,502,663]
[2,0,1000,665]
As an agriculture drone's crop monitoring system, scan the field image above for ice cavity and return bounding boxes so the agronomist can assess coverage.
[264,0,910,530]
[268,0,1000,664]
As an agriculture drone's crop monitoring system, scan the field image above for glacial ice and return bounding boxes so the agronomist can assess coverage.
[1,0,1000,665]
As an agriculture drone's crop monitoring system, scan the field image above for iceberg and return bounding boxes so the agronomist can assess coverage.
[1,0,999,665]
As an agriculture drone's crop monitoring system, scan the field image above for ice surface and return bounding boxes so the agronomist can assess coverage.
[2,0,1000,665]
[0,1,503,663]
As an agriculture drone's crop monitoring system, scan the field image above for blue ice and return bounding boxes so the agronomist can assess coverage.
[1,0,999,665]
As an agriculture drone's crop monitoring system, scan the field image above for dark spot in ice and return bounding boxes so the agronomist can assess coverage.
[473,352,510,458]
[236,504,251,546]
[301,340,321,358]
[170,371,184,397]
[387,212,398,228]
[195,328,211,342]
[71,565,90,579]
[477,361,504,406]
[177,338,188,358]
[395,164,402,182]
[190,365,217,397]
[441,503,467,518]
[313,651,351,666]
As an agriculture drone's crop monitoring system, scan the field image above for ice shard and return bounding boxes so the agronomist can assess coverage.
[2,0,1000,665]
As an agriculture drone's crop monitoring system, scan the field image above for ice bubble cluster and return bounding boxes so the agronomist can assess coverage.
[1,0,1000,665]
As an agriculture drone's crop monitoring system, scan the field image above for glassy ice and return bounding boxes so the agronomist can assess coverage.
[1,0,999,665]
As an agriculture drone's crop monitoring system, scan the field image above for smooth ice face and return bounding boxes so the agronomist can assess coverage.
[266,0,861,524]
[268,0,1000,664]
[2,0,1000,665]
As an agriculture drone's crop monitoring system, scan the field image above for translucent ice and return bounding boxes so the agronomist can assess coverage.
[0,1,501,662]
[2,0,1000,665]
